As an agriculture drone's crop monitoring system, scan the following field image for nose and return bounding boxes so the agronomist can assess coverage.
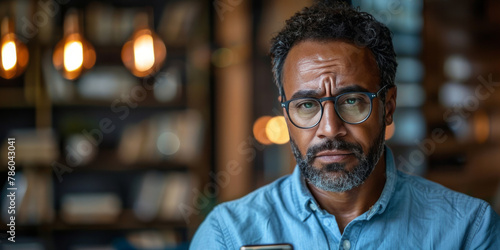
[316,101,347,139]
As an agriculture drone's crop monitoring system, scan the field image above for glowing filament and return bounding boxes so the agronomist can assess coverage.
[133,34,155,72]
[64,41,83,72]
[2,41,17,71]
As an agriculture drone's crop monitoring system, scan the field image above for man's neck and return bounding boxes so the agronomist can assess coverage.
[306,155,387,234]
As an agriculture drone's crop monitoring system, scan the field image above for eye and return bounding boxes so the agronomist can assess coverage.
[342,97,363,106]
[294,100,317,109]
[338,93,369,106]
[345,98,358,105]
[301,101,315,108]
[291,99,320,113]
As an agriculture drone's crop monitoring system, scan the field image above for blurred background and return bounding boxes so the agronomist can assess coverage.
[0,0,499,249]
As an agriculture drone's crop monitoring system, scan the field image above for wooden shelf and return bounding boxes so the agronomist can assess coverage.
[57,149,192,171]
[0,87,34,108]
[9,210,189,232]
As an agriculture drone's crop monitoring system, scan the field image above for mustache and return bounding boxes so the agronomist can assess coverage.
[305,139,364,164]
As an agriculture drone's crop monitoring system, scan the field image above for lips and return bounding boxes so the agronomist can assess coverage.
[314,150,354,163]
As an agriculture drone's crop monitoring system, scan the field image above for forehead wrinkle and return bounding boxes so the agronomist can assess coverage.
[282,40,380,100]
[297,56,343,72]
[319,73,336,93]
[296,56,344,84]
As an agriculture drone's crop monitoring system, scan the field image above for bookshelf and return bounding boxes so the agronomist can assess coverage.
[420,0,500,204]
[0,1,212,249]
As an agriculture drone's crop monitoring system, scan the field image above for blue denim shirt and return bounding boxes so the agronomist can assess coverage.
[190,147,500,249]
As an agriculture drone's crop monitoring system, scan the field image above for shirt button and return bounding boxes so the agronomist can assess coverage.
[343,239,351,250]
[322,219,330,226]
[309,202,318,211]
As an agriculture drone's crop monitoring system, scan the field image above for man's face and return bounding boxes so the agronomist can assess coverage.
[282,40,396,192]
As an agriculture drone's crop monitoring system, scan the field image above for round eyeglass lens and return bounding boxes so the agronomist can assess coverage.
[288,98,322,128]
[336,93,371,123]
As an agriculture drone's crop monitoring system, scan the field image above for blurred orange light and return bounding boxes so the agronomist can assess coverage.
[253,116,272,145]
[473,110,489,144]
[133,34,155,72]
[53,9,95,80]
[122,12,166,78]
[2,41,16,70]
[0,17,29,79]
[385,122,395,140]
[265,116,289,144]
[64,41,83,72]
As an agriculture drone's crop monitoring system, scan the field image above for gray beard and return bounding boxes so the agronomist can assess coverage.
[291,126,386,193]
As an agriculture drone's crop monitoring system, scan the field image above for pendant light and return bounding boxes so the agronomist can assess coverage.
[52,9,95,80]
[121,12,166,78]
[0,17,29,79]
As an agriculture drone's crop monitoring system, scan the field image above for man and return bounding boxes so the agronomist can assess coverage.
[191,1,500,249]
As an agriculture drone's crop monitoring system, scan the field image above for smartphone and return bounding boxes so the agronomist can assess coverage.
[240,244,293,250]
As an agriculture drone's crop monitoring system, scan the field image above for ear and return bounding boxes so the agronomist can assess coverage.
[278,95,282,103]
[384,86,397,125]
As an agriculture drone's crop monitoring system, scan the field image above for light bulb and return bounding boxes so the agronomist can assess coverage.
[2,41,16,71]
[122,12,166,78]
[133,33,155,72]
[64,41,83,72]
[0,17,29,79]
[53,9,95,80]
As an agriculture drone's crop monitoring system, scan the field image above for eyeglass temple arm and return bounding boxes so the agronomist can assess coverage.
[376,84,393,96]
[280,85,286,103]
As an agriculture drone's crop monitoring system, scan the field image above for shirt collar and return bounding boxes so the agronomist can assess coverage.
[291,145,398,221]
[368,145,397,218]
[290,164,317,221]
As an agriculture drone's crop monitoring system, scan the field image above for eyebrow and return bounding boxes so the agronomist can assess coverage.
[289,85,371,100]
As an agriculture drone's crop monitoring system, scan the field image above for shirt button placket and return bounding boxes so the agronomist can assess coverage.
[342,239,351,250]
[309,202,318,212]
[323,219,330,227]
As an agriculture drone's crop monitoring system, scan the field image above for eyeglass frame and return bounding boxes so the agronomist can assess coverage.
[280,84,392,129]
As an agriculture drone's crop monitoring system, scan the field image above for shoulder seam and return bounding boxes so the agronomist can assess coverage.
[401,171,471,197]
[215,206,233,250]
[465,201,488,248]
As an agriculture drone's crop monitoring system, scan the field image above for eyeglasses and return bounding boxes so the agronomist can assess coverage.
[281,85,390,129]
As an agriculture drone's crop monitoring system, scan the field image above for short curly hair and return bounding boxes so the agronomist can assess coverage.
[270,1,397,99]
